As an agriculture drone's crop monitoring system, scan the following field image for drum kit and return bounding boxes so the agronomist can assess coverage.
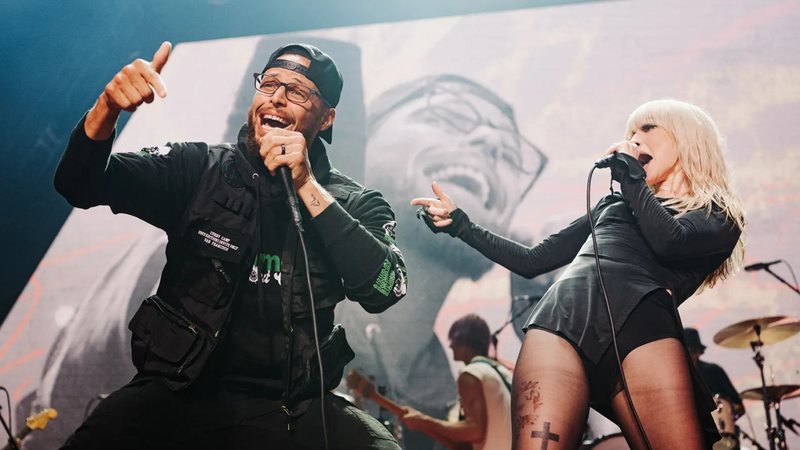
[710,315,800,450]
[582,316,800,450]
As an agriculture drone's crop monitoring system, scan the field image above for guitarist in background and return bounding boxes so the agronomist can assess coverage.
[401,314,512,450]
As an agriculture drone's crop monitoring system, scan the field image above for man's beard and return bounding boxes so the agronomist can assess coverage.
[245,113,259,153]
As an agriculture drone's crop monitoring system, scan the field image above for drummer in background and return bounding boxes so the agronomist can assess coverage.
[684,327,745,417]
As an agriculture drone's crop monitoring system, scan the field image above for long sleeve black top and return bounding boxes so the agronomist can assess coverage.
[442,154,741,363]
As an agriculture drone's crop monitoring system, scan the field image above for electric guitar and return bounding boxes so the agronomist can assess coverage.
[2,408,57,450]
[345,369,470,450]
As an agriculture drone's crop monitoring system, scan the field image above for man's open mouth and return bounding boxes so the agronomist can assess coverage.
[260,113,291,129]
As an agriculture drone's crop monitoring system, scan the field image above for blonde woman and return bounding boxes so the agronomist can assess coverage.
[412,99,744,450]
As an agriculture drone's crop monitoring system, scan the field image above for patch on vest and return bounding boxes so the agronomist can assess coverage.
[190,221,246,262]
[137,145,171,157]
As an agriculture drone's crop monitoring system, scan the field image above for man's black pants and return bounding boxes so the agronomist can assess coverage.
[59,376,400,450]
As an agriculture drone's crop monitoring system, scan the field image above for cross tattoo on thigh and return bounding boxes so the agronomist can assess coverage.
[531,421,560,450]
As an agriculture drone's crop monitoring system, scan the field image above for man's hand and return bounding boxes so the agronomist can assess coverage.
[102,41,171,113]
[85,41,172,140]
[259,128,314,190]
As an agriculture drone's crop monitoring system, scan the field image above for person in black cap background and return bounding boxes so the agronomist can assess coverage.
[684,327,745,419]
[53,40,406,450]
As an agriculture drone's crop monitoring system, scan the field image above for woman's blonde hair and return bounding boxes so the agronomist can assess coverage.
[625,99,745,290]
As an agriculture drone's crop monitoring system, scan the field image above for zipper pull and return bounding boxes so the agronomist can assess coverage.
[282,405,293,432]
[211,258,231,284]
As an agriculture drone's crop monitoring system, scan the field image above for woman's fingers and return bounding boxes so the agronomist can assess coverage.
[411,182,457,228]
[433,218,453,228]
[426,205,449,217]
[410,197,436,207]
[431,181,456,211]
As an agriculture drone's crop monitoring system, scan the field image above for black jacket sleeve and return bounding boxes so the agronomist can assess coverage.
[612,153,741,261]
[54,115,206,232]
[426,207,592,279]
[310,189,406,313]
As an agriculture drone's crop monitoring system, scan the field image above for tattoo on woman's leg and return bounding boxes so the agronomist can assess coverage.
[531,422,560,449]
[515,379,543,431]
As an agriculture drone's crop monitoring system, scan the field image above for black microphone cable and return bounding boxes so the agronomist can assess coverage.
[297,231,330,450]
[278,164,331,450]
[585,165,653,450]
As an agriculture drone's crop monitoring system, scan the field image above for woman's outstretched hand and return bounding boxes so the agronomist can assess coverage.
[410,181,458,228]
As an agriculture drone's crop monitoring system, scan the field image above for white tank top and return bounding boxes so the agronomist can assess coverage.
[462,357,513,450]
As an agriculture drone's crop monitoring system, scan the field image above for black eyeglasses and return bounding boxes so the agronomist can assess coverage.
[253,73,328,106]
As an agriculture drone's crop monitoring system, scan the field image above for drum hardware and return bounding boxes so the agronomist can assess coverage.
[751,327,781,450]
[714,317,800,450]
[740,385,800,403]
[739,428,768,450]
[713,317,800,349]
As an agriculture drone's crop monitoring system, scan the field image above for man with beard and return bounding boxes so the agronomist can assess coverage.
[53,41,406,449]
[337,75,547,450]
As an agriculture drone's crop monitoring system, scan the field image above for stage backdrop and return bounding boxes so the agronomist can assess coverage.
[2,1,799,448]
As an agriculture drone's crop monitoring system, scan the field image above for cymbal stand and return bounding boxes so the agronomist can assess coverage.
[736,427,767,450]
[750,326,786,450]
[739,427,767,450]
[772,400,789,449]
[780,415,800,436]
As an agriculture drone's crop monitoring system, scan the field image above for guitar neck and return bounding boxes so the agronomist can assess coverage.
[367,392,407,417]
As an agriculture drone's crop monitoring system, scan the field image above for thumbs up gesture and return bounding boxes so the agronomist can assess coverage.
[102,41,172,113]
[86,41,171,140]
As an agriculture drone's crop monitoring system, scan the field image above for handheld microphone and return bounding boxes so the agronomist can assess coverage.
[744,260,782,272]
[278,165,304,232]
[594,152,618,168]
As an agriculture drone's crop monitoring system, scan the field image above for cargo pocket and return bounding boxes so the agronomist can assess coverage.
[184,257,236,307]
[180,217,250,308]
[128,295,206,381]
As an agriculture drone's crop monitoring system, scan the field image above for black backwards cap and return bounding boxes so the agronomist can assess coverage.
[262,43,343,143]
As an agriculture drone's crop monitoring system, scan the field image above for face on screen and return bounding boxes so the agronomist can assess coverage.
[365,79,544,232]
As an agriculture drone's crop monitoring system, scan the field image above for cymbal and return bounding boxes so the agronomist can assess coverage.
[713,316,800,348]
[740,385,800,402]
